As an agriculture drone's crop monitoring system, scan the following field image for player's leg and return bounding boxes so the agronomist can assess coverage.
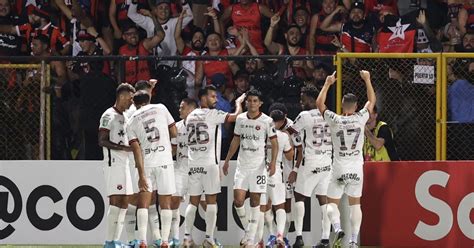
[201,164,222,247]
[314,170,331,248]
[156,165,177,247]
[270,179,286,247]
[246,192,263,246]
[136,190,153,246]
[234,166,250,236]
[282,164,293,245]
[147,192,163,246]
[347,197,362,248]
[256,196,269,247]
[124,195,138,245]
[170,196,182,247]
[326,175,345,248]
[183,195,200,247]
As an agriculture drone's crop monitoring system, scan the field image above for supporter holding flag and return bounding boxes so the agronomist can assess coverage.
[376,7,418,53]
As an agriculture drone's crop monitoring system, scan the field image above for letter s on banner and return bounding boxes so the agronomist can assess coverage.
[414,170,453,240]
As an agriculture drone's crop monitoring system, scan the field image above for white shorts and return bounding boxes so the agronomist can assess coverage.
[294,163,331,197]
[282,164,294,199]
[266,170,286,205]
[104,165,134,196]
[234,165,267,193]
[327,170,364,198]
[134,165,176,195]
[173,166,189,197]
[188,164,221,196]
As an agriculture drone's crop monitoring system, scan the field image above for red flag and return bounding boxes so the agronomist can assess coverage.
[377,12,417,53]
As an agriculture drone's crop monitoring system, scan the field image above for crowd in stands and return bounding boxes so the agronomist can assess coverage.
[0,0,472,160]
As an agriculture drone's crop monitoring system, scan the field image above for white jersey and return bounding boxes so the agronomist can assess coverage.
[171,120,188,170]
[234,112,277,168]
[126,104,175,167]
[266,130,293,170]
[290,109,332,166]
[186,108,229,166]
[125,104,138,167]
[99,107,130,166]
[323,108,369,167]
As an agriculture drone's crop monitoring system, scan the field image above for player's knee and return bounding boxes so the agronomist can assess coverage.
[249,196,261,207]
[294,192,306,202]
[234,199,245,208]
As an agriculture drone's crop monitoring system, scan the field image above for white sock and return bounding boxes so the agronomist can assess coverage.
[327,203,341,232]
[349,204,362,243]
[264,209,276,235]
[184,204,197,239]
[320,204,331,240]
[161,209,173,242]
[113,208,127,241]
[235,205,248,231]
[256,209,265,241]
[205,204,218,241]
[106,206,120,241]
[171,209,180,240]
[246,206,260,243]
[294,201,305,236]
[284,211,291,236]
[125,205,137,242]
[136,208,148,241]
[148,206,161,241]
[275,209,286,236]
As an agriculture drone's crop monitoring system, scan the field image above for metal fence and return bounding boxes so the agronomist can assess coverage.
[442,53,474,160]
[0,54,471,160]
[0,63,49,160]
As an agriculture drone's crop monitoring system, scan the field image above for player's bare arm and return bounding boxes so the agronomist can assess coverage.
[360,70,376,113]
[268,136,279,176]
[316,71,336,115]
[169,124,177,139]
[288,145,303,184]
[98,130,132,151]
[223,135,241,176]
[364,126,385,150]
[130,141,149,192]
[225,93,246,122]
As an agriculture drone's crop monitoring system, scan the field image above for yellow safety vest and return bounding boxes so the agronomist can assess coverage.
[363,121,392,161]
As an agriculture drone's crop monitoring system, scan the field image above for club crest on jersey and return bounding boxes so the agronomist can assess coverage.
[256,125,261,130]
[117,184,123,190]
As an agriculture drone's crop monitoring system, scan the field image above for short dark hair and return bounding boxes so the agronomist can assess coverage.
[268,102,288,115]
[116,83,136,96]
[342,93,358,105]
[135,80,152,91]
[286,24,301,33]
[32,34,50,48]
[301,84,319,99]
[270,110,285,122]
[121,21,138,33]
[181,98,198,109]
[133,90,150,105]
[246,88,263,101]
[198,85,217,99]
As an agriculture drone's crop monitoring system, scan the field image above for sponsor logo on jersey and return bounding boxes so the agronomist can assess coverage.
[338,150,360,157]
[240,134,260,141]
[338,173,361,183]
[190,146,207,152]
[188,167,206,175]
[241,146,259,152]
[311,165,331,174]
[144,146,166,154]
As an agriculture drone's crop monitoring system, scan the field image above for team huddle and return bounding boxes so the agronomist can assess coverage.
[98,70,376,248]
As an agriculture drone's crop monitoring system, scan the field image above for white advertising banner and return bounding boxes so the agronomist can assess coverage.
[0,161,350,245]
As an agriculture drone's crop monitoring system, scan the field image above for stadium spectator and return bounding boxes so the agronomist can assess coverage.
[175,7,219,99]
[457,0,474,35]
[363,105,400,161]
[292,6,310,48]
[231,70,250,102]
[127,0,193,67]
[456,30,474,52]
[195,32,242,89]
[0,0,21,56]
[448,58,474,123]
[320,1,375,53]
[415,10,442,53]
[265,14,313,80]
[220,0,274,54]
[211,73,232,113]
[73,27,112,75]
[308,0,342,55]
[118,21,164,84]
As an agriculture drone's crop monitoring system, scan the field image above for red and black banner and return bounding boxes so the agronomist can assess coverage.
[376,12,417,53]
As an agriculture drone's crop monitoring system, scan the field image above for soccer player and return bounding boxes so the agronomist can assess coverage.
[316,70,376,248]
[127,91,178,248]
[183,85,246,248]
[257,109,294,247]
[124,80,162,247]
[169,98,198,247]
[287,85,332,248]
[98,83,135,248]
[223,89,279,247]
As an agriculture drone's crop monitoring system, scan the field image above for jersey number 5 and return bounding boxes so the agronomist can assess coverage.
[143,119,160,142]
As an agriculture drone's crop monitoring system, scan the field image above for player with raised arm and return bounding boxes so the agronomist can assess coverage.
[223,89,279,248]
[127,91,178,248]
[286,85,333,248]
[98,83,135,248]
[256,109,294,247]
[183,86,246,248]
[169,98,198,247]
[316,70,376,248]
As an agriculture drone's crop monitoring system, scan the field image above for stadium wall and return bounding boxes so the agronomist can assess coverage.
[1,161,472,246]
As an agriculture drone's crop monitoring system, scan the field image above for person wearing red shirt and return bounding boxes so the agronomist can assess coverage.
[220,0,274,55]
[308,0,342,55]
[119,21,164,84]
